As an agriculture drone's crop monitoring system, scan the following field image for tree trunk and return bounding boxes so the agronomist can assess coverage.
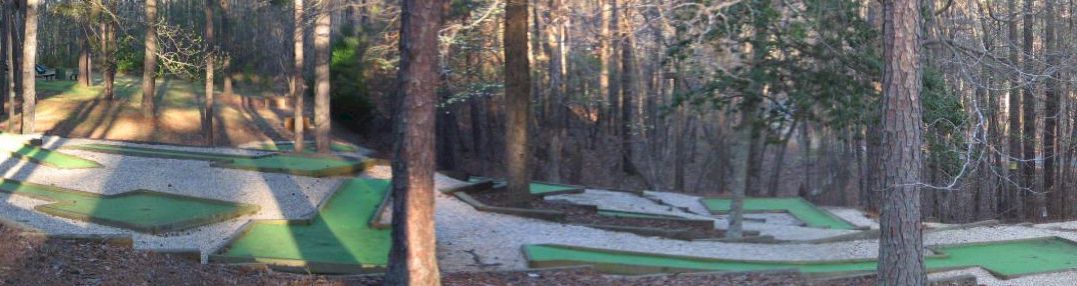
[619,9,637,176]
[384,0,445,284]
[220,0,233,98]
[78,37,90,86]
[313,0,331,153]
[20,0,38,134]
[726,110,754,239]
[0,0,10,120]
[545,0,564,182]
[876,0,925,283]
[505,0,533,203]
[1005,0,1023,220]
[203,0,215,145]
[141,0,158,116]
[1043,0,1061,219]
[5,1,16,132]
[292,0,306,152]
[1020,0,1038,220]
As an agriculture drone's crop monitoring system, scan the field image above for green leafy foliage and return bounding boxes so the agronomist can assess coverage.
[325,25,375,133]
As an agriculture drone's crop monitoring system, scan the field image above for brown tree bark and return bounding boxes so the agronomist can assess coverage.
[1043,0,1062,219]
[77,38,90,87]
[1020,0,1038,220]
[100,0,116,100]
[5,1,16,132]
[141,0,158,116]
[20,0,38,134]
[619,9,638,176]
[545,0,565,182]
[876,0,925,283]
[1005,0,1023,220]
[505,0,533,203]
[313,0,331,153]
[292,0,306,152]
[220,0,233,98]
[0,0,10,120]
[203,0,215,145]
[384,0,445,284]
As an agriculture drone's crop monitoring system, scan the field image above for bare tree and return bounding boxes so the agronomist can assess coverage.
[203,0,215,145]
[384,0,446,283]
[292,0,306,152]
[876,0,926,283]
[141,0,158,116]
[313,0,331,153]
[504,0,532,203]
[20,0,38,134]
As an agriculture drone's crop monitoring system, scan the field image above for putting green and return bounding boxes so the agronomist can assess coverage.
[66,143,251,162]
[253,141,360,153]
[68,144,370,177]
[0,179,258,234]
[469,177,584,196]
[212,178,391,273]
[0,134,100,169]
[699,197,856,229]
[525,237,1077,278]
[213,154,371,177]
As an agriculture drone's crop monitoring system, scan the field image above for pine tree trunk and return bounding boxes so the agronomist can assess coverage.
[313,0,331,153]
[505,0,533,203]
[292,0,306,152]
[1005,0,1023,220]
[5,2,16,132]
[876,0,925,283]
[0,1,9,120]
[545,0,564,182]
[384,0,445,284]
[1020,0,1039,220]
[141,0,158,116]
[20,0,38,134]
[1043,0,1062,219]
[203,0,215,146]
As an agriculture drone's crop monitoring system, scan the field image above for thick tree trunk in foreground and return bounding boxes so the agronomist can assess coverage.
[313,1,331,154]
[726,110,754,239]
[203,0,215,145]
[141,0,158,116]
[0,1,10,119]
[292,0,306,152]
[504,0,532,203]
[384,0,445,284]
[20,0,38,134]
[876,0,925,283]
[78,38,90,87]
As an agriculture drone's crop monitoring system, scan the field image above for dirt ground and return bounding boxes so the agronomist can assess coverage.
[0,76,356,147]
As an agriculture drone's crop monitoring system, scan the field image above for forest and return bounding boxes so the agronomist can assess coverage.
[0,0,1070,285]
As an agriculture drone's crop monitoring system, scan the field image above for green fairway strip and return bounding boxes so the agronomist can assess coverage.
[69,144,369,177]
[0,134,100,169]
[468,177,584,196]
[699,197,856,229]
[525,237,1077,278]
[0,179,258,234]
[216,178,391,268]
[596,209,683,220]
[254,142,360,152]
[66,143,251,162]
[214,154,370,177]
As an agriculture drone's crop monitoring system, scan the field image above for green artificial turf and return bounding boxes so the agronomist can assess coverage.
[0,179,258,234]
[66,143,251,162]
[214,154,370,177]
[0,134,100,169]
[525,237,1077,278]
[699,197,856,229]
[254,142,360,153]
[215,178,391,270]
[468,177,584,196]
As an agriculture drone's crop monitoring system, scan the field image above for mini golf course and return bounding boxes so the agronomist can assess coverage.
[252,141,360,153]
[67,143,372,177]
[524,237,1077,279]
[210,178,391,274]
[0,179,258,234]
[469,177,585,196]
[699,197,857,229]
[0,134,100,169]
